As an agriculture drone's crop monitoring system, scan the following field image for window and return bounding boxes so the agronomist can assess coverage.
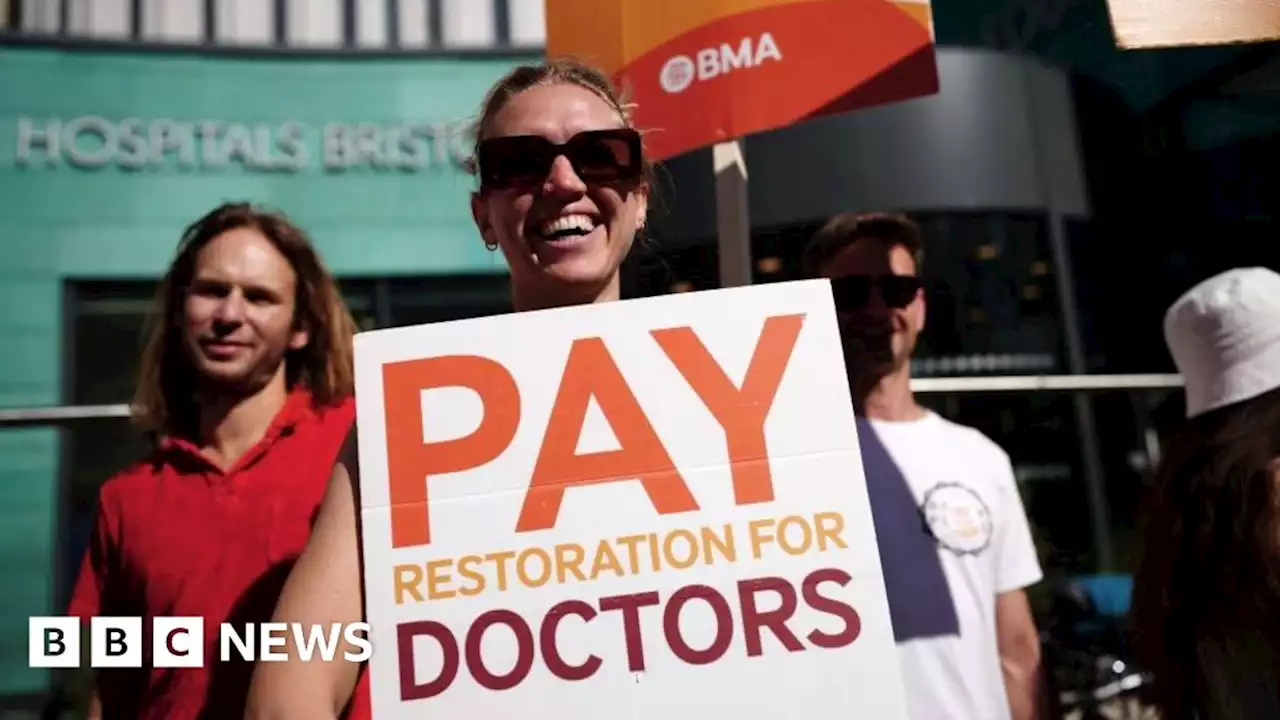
[439,0,493,47]
[141,0,203,43]
[507,0,544,47]
[66,0,129,39]
[214,0,274,45]
[286,0,342,47]
[8,0,542,50]
[355,0,388,48]
[728,211,1065,374]
[19,0,61,34]
[384,274,510,326]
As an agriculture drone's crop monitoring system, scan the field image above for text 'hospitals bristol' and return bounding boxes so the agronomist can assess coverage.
[13,116,473,173]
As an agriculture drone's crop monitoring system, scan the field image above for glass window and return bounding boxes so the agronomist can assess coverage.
[66,283,156,516]
[704,211,1064,375]
[61,282,156,611]
[384,274,510,327]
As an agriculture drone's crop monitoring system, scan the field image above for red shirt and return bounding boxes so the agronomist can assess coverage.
[349,669,372,719]
[68,389,358,720]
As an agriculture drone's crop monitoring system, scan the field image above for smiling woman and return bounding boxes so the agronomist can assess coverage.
[467,57,653,311]
[244,54,658,720]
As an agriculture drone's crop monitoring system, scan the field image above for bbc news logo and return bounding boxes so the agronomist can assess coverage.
[29,617,372,668]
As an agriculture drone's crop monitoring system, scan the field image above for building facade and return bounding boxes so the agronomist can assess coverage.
[1,0,1277,708]
[0,2,549,702]
[5,0,548,49]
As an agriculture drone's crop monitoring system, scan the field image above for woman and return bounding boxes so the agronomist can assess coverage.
[1130,267,1280,720]
[243,56,652,719]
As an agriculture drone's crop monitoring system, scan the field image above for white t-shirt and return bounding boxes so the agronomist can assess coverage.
[858,411,1043,720]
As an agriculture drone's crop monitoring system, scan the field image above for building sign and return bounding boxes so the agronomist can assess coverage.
[15,116,474,172]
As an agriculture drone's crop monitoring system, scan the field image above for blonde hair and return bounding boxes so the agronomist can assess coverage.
[465,56,652,183]
[132,202,357,437]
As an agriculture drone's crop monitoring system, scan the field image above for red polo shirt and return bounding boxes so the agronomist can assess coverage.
[68,389,360,720]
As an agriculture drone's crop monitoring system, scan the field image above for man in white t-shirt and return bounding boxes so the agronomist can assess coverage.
[803,212,1045,720]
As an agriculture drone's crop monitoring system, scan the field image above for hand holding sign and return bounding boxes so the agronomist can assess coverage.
[353,281,909,719]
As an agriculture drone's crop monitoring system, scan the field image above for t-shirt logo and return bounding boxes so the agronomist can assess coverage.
[921,482,993,556]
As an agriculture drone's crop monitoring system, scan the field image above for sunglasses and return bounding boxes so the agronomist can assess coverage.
[830,274,922,311]
[476,128,644,190]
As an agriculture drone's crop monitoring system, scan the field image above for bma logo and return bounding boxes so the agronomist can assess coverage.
[659,32,783,94]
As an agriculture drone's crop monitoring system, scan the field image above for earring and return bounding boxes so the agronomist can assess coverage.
[484,240,498,252]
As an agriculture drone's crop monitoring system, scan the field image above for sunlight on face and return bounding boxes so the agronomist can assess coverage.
[182,228,307,391]
[470,83,647,306]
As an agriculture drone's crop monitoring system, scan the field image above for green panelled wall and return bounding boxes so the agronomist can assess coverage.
[0,46,529,695]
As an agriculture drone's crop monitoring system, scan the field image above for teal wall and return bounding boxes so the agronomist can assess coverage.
[0,46,529,696]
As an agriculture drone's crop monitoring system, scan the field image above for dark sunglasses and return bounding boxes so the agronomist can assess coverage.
[476,128,644,190]
[830,274,922,311]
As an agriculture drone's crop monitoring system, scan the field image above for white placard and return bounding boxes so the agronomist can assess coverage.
[353,279,908,718]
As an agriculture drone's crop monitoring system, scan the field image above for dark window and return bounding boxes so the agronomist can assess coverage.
[383,275,510,327]
[684,211,1065,375]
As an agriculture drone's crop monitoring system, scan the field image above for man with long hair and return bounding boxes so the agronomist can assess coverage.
[802,212,1044,720]
[66,202,357,719]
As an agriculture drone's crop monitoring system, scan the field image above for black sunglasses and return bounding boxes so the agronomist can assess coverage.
[830,274,922,311]
[476,128,644,190]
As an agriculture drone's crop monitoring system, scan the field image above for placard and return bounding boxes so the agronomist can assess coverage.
[546,0,939,161]
[1105,0,1280,48]
[353,280,908,718]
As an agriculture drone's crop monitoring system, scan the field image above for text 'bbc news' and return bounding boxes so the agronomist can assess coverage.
[28,619,372,668]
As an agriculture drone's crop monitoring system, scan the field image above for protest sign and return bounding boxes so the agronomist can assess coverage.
[545,0,939,162]
[1105,0,1280,48]
[545,0,939,288]
[353,280,907,718]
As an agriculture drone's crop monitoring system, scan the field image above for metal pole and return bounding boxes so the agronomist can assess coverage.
[1021,63,1115,571]
[1051,214,1115,571]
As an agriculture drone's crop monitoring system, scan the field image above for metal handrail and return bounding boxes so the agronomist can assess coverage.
[0,404,131,426]
[0,374,1184,428]
[911,373,1183,393]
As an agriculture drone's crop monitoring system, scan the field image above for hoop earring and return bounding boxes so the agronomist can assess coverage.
[484,240,498,252]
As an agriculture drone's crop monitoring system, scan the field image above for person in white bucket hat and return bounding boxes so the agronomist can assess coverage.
[1163,266,1280,418]
[1131,266,1280,720]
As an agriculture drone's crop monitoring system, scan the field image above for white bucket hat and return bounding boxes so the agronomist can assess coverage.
[1163,267,1280,418]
